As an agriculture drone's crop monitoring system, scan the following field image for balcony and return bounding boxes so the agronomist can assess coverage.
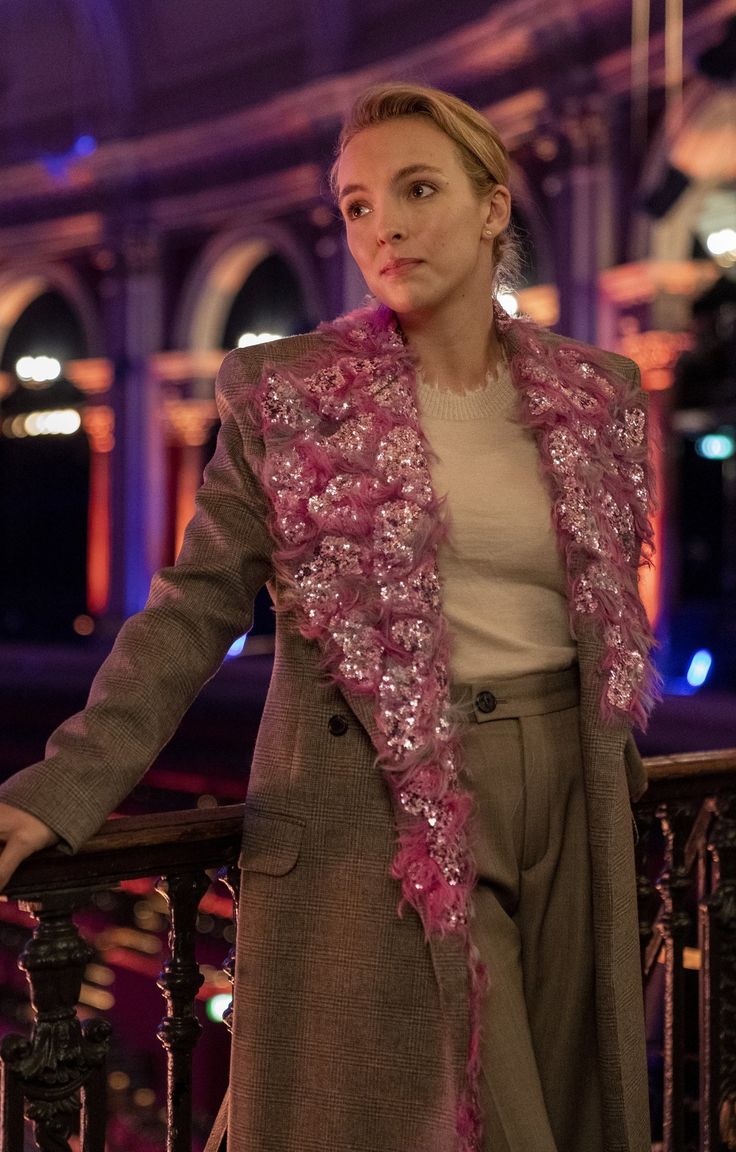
[1,749,735,1152]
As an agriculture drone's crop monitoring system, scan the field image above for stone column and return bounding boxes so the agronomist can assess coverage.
[98,210,165,623]
[80,404,115,617]
[165,399,218,561]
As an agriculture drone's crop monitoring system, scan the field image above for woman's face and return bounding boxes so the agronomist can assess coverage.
[336,115,510,323]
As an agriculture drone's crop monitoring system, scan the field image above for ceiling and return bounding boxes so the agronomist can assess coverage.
[2,0,724,160]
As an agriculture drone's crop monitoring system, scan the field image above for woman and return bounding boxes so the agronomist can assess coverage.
[0,84,658,1152]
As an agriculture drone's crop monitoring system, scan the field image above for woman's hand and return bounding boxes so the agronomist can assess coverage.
[0,803,59,892]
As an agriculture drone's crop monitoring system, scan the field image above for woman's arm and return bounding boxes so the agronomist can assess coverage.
[0,348,273,862]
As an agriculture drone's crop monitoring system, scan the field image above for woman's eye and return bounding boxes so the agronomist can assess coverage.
[409,182,435,199]
[345,202,368,220]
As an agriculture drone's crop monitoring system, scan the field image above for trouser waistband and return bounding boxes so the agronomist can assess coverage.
[450,664,580,722]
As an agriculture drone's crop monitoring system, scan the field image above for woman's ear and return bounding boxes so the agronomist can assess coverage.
[483,184,512,238]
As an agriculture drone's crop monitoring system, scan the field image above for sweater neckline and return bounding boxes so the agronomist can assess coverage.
[416,358,514,421]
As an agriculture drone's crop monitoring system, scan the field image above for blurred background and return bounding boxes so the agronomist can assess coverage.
[0,0,734,1145]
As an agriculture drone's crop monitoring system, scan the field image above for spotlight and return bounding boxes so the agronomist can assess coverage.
[16,355,62,385]
[706,228,736,257]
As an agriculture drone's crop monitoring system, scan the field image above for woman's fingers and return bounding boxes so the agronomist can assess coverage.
[0,803,59,892]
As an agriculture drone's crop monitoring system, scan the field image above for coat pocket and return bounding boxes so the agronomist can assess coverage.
[238,808,304,876]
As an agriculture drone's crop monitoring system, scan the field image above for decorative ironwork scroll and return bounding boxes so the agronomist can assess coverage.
[0,894,111,1152]
[701,792,736,1151]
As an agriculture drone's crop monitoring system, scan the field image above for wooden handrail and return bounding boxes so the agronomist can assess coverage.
[2,748,735,903]
[1,804,245,902]
[644,747,736,784]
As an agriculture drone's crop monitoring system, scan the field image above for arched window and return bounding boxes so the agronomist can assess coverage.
[0,292,90,641]
[222,253,311,349]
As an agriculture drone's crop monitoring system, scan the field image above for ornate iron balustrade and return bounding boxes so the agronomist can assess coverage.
[0,807,244,1152]
[637,749,736,1152]
[0,751,734,1152]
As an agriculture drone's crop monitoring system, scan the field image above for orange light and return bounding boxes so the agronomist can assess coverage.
[82,408,114,616]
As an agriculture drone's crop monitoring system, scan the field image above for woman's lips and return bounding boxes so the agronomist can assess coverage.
[380,259,423,277]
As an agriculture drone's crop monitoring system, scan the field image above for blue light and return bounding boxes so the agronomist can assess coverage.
[686,649,713,688]
[73,134,97,157]
[226,634,247,659]
[695,433,735,460]
[42,136,98,181]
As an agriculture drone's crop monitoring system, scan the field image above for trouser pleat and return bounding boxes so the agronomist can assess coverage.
[454,669,603,1152]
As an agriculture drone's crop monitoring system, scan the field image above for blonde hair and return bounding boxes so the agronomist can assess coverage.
[330,82,522,292]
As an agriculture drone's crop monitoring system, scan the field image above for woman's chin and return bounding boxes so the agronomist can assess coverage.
[373,287,438,321]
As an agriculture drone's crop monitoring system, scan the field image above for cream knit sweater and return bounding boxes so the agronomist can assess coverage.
[416,361,576,684]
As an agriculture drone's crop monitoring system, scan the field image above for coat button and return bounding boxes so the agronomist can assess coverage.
[475,690,497,714]
[328,714,349,736]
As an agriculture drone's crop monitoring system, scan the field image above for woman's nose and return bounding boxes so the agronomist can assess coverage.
[375,207,406,245]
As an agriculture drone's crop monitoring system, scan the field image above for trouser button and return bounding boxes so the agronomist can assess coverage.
[475,690,497,714]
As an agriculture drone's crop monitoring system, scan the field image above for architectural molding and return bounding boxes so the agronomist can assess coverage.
[65,358,113,395]
[81,404,115,454]
[617,329,692,391]
[0,0,726,218]
[164,399,218,448]
[0,215,103,260]
[598,259,720,306]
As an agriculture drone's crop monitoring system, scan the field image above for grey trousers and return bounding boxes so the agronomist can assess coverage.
[454,667,603,1152]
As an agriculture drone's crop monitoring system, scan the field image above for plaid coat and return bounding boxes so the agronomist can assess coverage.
[0,309,654,1152]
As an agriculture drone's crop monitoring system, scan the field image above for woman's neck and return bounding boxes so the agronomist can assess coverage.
[398,296,504,393]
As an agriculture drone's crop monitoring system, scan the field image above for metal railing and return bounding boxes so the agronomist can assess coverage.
[637,749,736,1152]
[0,751,735,1152]
[0,807,243,1152]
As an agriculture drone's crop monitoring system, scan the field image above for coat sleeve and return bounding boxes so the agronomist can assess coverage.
[0,348,273,852]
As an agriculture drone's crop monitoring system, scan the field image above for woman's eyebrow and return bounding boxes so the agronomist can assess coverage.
[338,163,445,203]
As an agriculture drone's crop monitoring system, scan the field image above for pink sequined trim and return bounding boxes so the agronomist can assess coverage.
[502,306,660,728]
[258,306,476,932]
